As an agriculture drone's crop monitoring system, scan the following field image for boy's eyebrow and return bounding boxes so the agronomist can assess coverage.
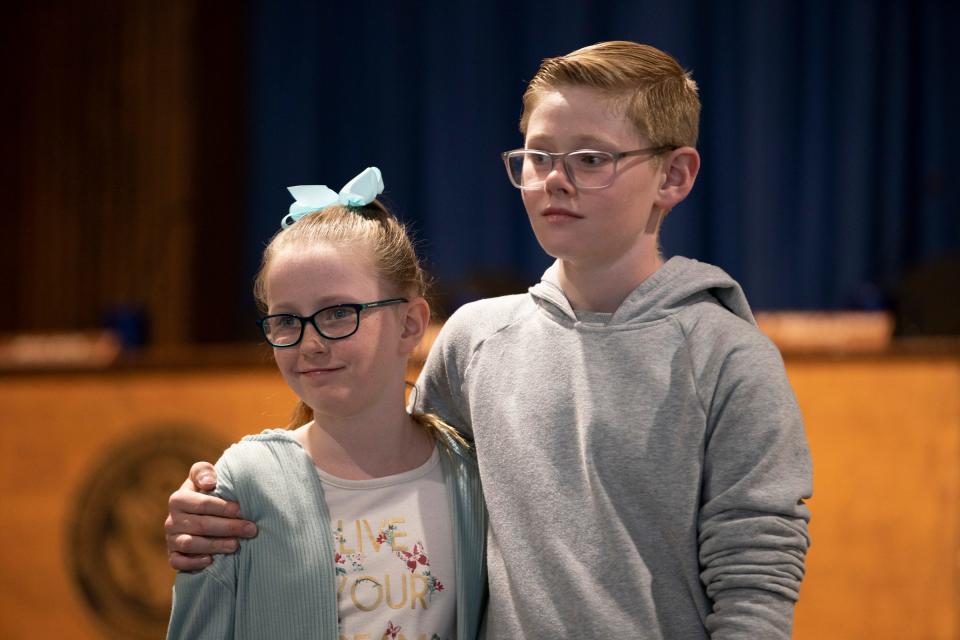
[525,133,623,150]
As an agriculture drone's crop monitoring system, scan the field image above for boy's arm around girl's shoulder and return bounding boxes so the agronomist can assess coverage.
[682,312,813,638]
[167,452,241,639]
[415,293,534,434]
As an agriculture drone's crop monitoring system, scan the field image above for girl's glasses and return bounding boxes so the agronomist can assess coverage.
[258,298,407,347]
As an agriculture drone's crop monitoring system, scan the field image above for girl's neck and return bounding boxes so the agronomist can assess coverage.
[293,406,434,481]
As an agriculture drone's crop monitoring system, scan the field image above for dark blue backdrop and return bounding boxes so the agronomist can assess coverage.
[244,0,959,314]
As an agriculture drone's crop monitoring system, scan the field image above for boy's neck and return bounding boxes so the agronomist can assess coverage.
[556,250,665,313]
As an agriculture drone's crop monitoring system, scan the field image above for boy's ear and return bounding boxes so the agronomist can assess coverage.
[398,296,430,354]
[655,146,700,210]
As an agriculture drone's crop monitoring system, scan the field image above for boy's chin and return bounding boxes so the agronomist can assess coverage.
[529,232,575,262]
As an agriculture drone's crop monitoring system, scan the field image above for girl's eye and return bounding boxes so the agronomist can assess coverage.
[319,306,353,323]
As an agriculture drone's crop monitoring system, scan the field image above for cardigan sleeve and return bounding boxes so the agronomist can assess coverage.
[166,456,240,639]
[166,566,236,639]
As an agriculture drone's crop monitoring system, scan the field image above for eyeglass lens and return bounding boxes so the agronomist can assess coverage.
[262,306,359,346]
[507,150,616,189]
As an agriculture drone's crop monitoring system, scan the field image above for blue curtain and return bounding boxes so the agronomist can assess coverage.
[245,0,959,313]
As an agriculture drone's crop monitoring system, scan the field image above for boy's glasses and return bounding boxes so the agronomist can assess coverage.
[501,147,675,190]
[257,298,408,347]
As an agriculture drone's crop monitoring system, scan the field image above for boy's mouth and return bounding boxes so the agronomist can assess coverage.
[541,207,582,221]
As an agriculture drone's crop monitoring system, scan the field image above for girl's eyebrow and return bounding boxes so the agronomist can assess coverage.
[268,296,359,314]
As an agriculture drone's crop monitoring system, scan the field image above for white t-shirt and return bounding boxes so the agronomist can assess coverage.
[317,448,456,640]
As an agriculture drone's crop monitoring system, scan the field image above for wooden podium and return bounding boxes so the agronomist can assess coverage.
[1,323,958,639]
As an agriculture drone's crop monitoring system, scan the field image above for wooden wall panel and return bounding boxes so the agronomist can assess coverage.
[7,2,195,344]
[1,350,958,638]
[1,1,247,345]
[0,367,297,639]
[791,357,960,639]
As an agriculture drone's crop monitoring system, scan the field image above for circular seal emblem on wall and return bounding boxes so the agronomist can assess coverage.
[67,425,228,639]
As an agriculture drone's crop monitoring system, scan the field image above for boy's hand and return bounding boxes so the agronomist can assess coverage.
[164,461,258,571]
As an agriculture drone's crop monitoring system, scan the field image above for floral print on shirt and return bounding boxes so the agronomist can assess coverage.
[376,524,445,601]
[380,621,447,640]
[333,526,365,576]
[396,542,444,601]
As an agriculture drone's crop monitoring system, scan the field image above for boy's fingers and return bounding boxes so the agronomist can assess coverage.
[169,485,243,519]
[167,531,240,554]
[164,463,255,571]
[188,461,218,491]
[168,550,213,572]
[165,508,257,539]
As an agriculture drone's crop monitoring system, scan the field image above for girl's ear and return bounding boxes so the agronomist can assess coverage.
[398,296,430,355]
[654,146,700,211]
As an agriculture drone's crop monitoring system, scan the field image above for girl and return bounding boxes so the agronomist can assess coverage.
[166,167,486,640]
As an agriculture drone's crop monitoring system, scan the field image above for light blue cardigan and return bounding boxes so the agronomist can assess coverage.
[167,429,487,639]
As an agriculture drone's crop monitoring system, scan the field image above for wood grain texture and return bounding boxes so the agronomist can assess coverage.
[790,356,960,639]
[1,0,247,346]
[1,349,958,638]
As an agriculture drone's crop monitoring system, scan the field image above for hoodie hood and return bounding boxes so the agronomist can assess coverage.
[528,256,757,328]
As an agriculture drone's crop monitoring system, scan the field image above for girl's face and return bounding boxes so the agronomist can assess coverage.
[265,243,409,420]
[520,85,668,270]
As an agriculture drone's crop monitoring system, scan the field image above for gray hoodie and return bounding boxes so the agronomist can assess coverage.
[414,256,812,639]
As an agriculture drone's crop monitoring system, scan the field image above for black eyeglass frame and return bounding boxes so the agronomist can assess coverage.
[257,298,408,347]
[501,146,676,190]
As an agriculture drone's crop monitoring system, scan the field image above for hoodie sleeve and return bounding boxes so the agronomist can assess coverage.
[694,328,813,639]
[166,456,239,639]
[413,307,475,437]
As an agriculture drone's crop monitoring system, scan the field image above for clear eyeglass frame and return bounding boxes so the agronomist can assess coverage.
[501,146,675,190]
[257,298,408,347]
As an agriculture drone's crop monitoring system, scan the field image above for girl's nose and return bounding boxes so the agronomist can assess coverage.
[299,322,328,353]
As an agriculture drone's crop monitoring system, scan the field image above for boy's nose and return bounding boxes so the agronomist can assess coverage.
[543,162,575,194]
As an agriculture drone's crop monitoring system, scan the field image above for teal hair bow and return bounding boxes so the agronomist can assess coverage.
[282,166,384,228]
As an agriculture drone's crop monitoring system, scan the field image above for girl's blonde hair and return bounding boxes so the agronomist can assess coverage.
[254,201,466,447]
[520,40,701,150]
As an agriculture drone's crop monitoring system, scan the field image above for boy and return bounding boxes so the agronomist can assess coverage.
[167,41,812,638]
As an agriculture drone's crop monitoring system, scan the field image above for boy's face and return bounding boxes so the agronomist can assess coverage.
[521,85,667,269]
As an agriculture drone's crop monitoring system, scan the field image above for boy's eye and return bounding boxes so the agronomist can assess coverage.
[572,152,612,168]
[527,153,550,167]
[276,315,298,328]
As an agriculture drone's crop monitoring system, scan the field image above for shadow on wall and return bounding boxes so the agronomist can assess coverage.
[431,268,532,319]
[894,254,960,337]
